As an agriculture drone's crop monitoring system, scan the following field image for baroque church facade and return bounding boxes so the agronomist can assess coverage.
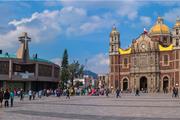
[109,17,180,93]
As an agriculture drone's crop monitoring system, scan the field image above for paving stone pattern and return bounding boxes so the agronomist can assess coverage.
[0,93,180,120]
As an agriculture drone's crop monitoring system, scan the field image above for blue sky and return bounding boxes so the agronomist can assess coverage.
[0,0,180,74]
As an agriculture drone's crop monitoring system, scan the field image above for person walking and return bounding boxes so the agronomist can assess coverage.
[4,89,10,108]
[38,90,42,99]
[20,89,24,101]
[135,89,140,96]
[176,88,179,98]
[32,91,36,100]
[172,87,176,98]
[105,88,109,97]
[28,89,32,101]
[0,89,4,107]
[10,91,14,107]
[66,89,70,99]
[116,89,120,98]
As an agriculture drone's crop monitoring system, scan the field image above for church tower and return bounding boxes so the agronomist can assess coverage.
[172,17,180,88]
[109,25,120,55]
[172,17,180,49]
[16,32,31,62]
[109,25,120,90]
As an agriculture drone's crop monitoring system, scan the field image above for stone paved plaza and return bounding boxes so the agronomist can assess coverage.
[1,93,180,120]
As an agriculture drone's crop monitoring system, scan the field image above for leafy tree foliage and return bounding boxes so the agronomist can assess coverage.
[68,60,84,87]
[60,49,69,89]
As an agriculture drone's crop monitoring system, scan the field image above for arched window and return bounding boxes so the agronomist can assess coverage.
[163,55,169,65]
[124,58,128,68]
[176,29,179,35]
[134,58,137,66]
[111,36,113,42]
[111,45,114,52]
[176,39,179,46]
[163,37,167,43]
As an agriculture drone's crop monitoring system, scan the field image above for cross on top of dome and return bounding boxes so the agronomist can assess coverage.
[156,16,164,24]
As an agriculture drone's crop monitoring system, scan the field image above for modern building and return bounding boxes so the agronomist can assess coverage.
[0,32,60,91]
[109,17,180,93]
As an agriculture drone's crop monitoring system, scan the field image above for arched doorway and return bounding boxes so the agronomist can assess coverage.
[140,77,147,91]
[163,76,169,93]
[123,79,128,91]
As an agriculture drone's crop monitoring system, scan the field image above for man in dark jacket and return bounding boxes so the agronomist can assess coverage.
[116,89,120,98]
[0,89,4,107]
[4,89,10,107]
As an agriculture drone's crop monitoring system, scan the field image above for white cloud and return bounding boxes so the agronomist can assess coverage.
[61,0,145,21]
[87,53,109,74]
[140,16,152,26]
[51,58,62,66]
[164,8,180,23]
[0,6,117,50]
[116,1,143,20]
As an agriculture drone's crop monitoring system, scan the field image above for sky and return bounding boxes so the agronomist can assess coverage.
[0,0,180,74]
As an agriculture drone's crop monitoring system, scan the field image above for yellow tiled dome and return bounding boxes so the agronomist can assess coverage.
[150,24,170,34]
[150,17,170,34]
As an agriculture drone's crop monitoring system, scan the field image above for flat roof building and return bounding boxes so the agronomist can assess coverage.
[0,32,60,92]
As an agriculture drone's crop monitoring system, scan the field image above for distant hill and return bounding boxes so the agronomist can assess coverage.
[83,70,98,79]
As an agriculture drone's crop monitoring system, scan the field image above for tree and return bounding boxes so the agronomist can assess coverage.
[60,49,69,89]
[68,60,84,87]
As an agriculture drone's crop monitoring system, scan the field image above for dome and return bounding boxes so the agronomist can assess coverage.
[150,24,170,34]
[150,17,170,35]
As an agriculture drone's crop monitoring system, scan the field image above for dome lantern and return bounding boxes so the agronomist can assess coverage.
[174,16,180,28]
[110,24,119,35]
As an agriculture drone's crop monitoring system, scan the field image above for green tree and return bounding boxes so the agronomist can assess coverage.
[68,60,84,87]
[60,49,69,89]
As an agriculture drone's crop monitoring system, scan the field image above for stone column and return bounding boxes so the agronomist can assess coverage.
[9,59,12,80]
[52,65,54,78]
[35,63,39,80]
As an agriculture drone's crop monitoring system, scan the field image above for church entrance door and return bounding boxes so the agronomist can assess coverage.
[140,77,147,91]
[163,77,169,93]
[123,79,128,91]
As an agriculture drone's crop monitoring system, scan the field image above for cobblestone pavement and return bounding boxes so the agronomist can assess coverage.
[1,93,180,120]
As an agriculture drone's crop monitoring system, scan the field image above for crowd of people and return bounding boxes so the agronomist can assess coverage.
[0,89,14,108]
[0,87,180,108]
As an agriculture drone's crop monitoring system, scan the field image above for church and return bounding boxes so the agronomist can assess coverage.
[0,32,60,92]
[109,17,180,93]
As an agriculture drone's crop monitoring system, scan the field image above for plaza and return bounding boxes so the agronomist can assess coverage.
[1,94,180,120]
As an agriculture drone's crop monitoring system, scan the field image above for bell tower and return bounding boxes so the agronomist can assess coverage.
[109,25,120,55]
[173,17,180,49]
[172,17,180,88]
[109,25,120,90]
